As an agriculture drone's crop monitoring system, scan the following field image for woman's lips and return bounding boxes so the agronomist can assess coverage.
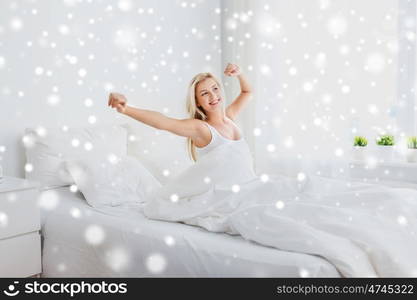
[210,99,220,105]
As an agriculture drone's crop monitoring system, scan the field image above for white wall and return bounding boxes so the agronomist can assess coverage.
[220,0,401,173]
[2,0,413,180]
[0,0,221,177]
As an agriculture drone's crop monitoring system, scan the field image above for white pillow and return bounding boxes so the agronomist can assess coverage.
[65,155,161,208]
[24,124,127,189]
[123,123,193,184]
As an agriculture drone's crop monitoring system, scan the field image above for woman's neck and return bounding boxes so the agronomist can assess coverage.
[206,111,226,124]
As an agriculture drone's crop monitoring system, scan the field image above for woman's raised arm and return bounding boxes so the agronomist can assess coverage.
[108,92,205,139]
[223,64,253,120]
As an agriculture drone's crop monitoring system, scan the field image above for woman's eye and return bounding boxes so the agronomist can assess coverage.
[214,87,218,90]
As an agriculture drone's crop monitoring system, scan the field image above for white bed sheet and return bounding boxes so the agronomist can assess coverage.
[40,187,341,277]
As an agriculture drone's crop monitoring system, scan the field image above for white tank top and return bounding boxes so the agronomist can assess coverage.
[194,120,257,180]
[196,121,244,157]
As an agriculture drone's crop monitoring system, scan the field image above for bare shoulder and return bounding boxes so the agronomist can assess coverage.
[161,117,208,140]
[182,118,207,132]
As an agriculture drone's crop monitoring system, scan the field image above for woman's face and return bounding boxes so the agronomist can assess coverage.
[195,78,223,112]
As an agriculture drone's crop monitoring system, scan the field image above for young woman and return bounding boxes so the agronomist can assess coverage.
[108,63,252,162]
[107,65,417,277]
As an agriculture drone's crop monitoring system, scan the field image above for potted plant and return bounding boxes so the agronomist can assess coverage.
[406,136,417,163]
[376,134,394,162]
[352,136,368,161]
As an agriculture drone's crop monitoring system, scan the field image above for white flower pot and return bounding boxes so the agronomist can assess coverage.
[406,148,417,163]
[352,146,367,162]
[376,145,394,162]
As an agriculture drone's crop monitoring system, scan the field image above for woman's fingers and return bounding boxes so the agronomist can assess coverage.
[108,93,127,111]
[108,93,112,106]
[224,63,239,76]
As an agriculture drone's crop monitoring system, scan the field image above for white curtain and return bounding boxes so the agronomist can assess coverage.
[222,0,412,176]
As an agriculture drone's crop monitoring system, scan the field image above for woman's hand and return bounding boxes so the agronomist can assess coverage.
[108,92,127,113]
[224,63,242,77]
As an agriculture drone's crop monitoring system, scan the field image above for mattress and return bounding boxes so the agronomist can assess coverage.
[40,187,341,277]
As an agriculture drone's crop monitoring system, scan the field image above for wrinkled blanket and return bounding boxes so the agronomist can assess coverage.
[143,143,417,277]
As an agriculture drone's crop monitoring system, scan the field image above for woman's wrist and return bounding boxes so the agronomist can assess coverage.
[122,105,130,115]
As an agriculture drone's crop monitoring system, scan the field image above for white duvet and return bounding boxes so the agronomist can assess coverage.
[143,140,417,277]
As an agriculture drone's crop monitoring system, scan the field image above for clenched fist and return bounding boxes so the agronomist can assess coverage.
[108,92,127,113]
[224,63,241,77]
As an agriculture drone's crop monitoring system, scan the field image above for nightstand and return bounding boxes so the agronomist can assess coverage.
[0,176,42,277]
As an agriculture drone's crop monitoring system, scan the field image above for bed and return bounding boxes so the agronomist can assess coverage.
[40,186,341,277]
[26,123,417,277]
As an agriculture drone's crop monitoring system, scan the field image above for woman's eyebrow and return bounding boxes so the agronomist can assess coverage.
[199,84,217,94]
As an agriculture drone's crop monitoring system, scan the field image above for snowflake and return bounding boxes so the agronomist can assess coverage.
[299,268,310,277]
[284,136,294,148]
[253,127,262,136]
[297,172,306,182]
[313,118,322,126]
[47,94,60,106]
[65,55,78,65]
[366,53,386,73]
[22,134,36,148]
[25,163,33,173]
[84,225,105,245]
[34,67,44,76]
[226,18,238,30]
[266,144,276,152]
[10,17,23,31]
[170,194,179,203]
[84,142,93,151]
[87,115,97,125]
[57,263,67,272]
[327,16,347,37]
[397,215,408,226]
[69,185,78,193]
[164,236,176,247]
[70,207,81,218]
[105,155,121,167]
[275,200,285,210]
[260,174,269,182]
[145,253,167,274]
[368,104,379,115]
[84,98,93,107]
[303,82,314,92]
[63,0,77,7]
[106,247,129,272]
[319,0,330,10]
[231,184,240,193]
[289,67,297,76]
[71,139,80,147]
[335,148,344,157]
[0,212,8,227]
[78,68,87,77]
[38,190,60,211]
[114,28,137,49]
[58,24,70,35]
[314,52,327,69]
[341,85,350,94]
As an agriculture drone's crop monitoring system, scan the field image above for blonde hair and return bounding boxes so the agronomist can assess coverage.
[186,72,225,162]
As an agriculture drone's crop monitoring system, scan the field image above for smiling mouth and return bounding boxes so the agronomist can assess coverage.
[210,99,220,105]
